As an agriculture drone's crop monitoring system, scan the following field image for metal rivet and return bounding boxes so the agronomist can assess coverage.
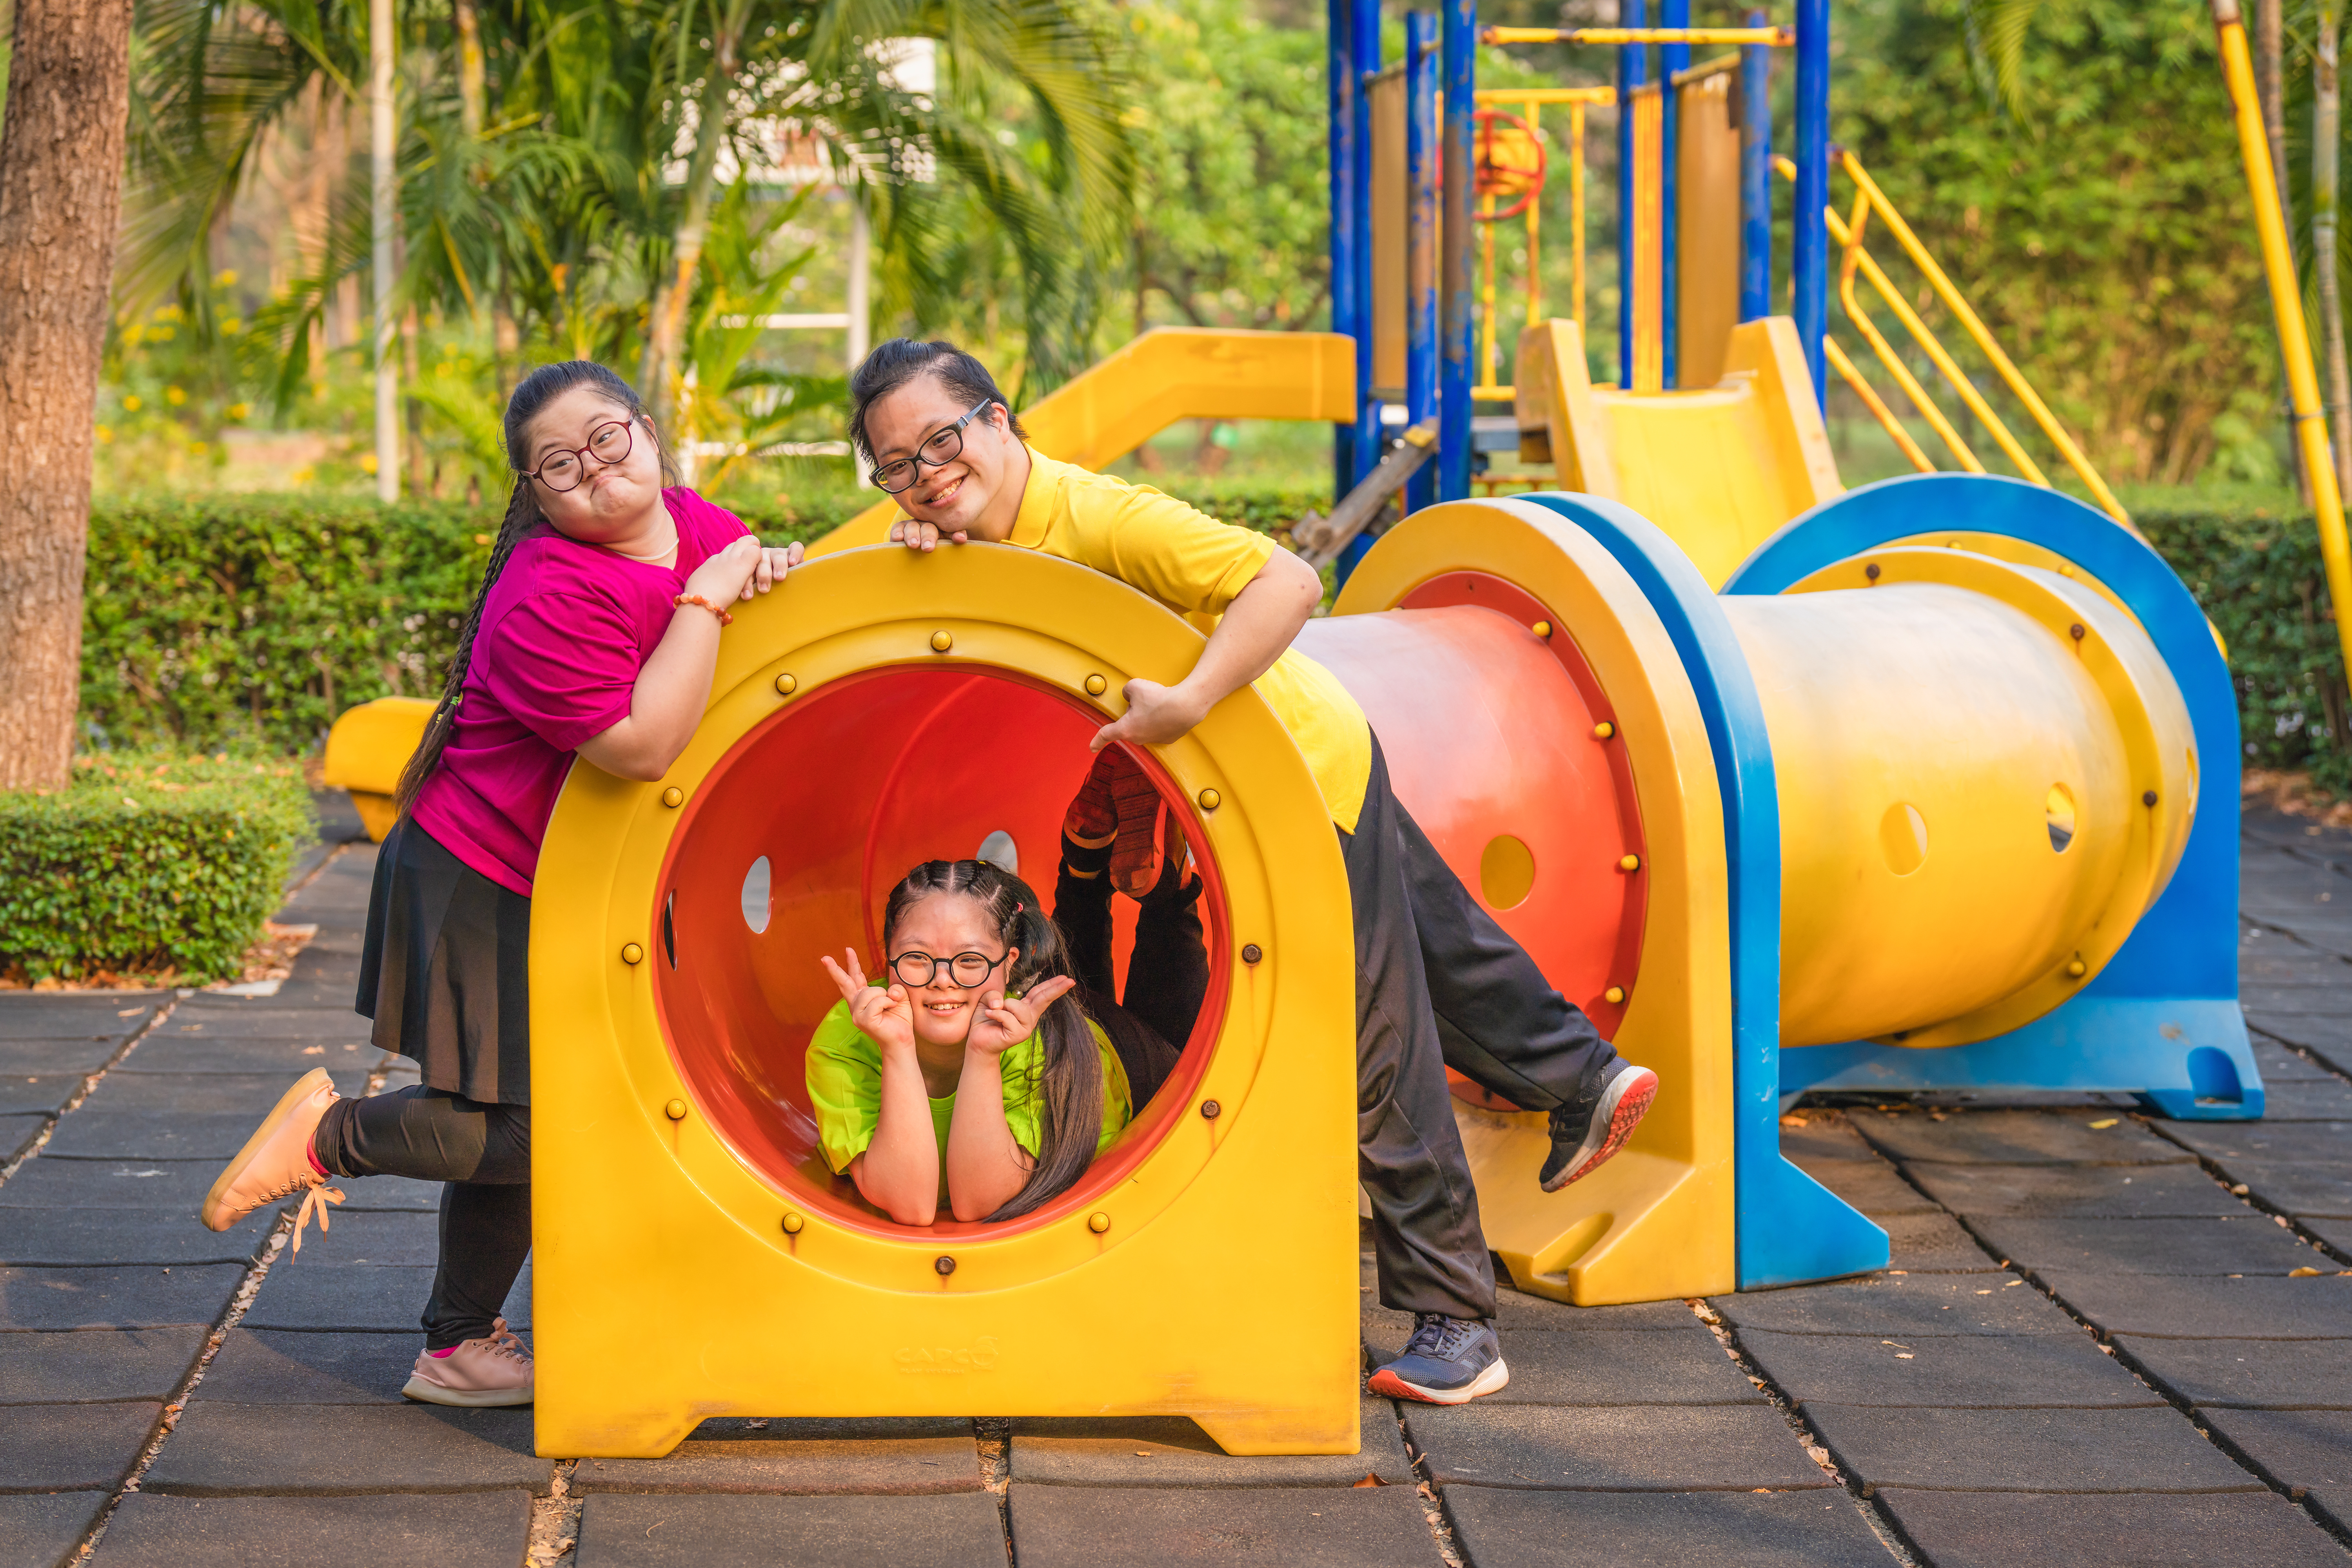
[1618,854,1642,873]
[1200,1099,1222,1120]
[621,942,645,965]
[1603,985,1626,1005]
[774,672,798,696]
[661,786,683,808]
[930,630,953,653]
[1531,619,1552,639]
[1198,788,1221,810]
[781,1212,804,1235]
[1241,943,1263,964]
[2059,564,2076,577]
[1592,721,1615,740]
[2070,623,2086,642]
[1085,673,1108,696]
[2065,959,2087,978]
[1087,1212,1112,1234]
[935,1255,956,1276]
[664,1098,687,1120]
[2142,789,2159,807]
[1864,561,1882,581]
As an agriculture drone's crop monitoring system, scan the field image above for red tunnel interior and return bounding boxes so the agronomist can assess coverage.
[651,666,1229,1239]
[1296,587,1647,1111]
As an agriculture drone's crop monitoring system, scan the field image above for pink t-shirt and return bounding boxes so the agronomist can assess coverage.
[412,488,750,894]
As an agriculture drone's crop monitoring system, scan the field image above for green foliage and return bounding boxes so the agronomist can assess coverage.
[1126,0,1330,330]
[82,496,493,753]
[2137,506,2352,796]
[1836,0,2280,487]
[0,753,313,984]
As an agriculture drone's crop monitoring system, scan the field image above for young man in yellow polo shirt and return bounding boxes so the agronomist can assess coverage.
[848,339,1657,1406]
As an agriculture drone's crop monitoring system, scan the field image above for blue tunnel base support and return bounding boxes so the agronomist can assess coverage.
[1783,998,2263,1123]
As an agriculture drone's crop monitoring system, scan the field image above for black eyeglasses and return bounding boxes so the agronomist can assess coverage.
[871,398,995,494]
[889,948,1010,989]
[525,420,633,492]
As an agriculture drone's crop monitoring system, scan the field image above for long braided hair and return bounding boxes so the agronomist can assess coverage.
[394,361,680,816]
[881,859,1103,1221]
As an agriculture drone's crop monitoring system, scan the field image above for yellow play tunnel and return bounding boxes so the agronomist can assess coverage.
[1727,546,2195,1051]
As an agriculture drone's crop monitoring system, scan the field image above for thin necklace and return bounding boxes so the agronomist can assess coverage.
[605,517,679,564]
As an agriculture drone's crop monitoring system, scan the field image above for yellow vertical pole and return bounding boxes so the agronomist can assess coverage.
[1525,98,1544,326]
[2216,0,2352,699]
[1481,191,1499,386]
[1571,102,1587,329]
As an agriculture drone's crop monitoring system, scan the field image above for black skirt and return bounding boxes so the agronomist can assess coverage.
[356,819,534,1106]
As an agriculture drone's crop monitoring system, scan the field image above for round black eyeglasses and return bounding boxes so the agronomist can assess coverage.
[525,420,633,492]
[871,398,995,494]
[889,949,1010,988]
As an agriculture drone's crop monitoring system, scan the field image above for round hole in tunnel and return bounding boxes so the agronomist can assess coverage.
[975,829,1019,876]
[741,856,772,933]
[2045,784,2077,853]
[1478,833,1537,911]
[650,664,1230,1241]
[1880,802,1929,877]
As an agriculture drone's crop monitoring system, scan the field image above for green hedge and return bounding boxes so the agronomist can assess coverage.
[0,753,314,984]
[2134,507,2352,796]
[80,491,2340,792]
[79,490,1308,755]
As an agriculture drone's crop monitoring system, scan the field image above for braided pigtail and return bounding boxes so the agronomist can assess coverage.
[394,479,536,816]
[880,859,1105,1221]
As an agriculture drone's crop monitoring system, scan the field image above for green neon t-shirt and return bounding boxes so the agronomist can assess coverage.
[804,996,1134,1179]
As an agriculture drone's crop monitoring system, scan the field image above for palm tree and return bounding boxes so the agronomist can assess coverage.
[119,0,1134,454]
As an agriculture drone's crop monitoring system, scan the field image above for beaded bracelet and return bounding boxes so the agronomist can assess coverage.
[673,593,735,627]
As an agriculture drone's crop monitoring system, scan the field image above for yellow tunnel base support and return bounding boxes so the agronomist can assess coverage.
[1334,499,1738,1306]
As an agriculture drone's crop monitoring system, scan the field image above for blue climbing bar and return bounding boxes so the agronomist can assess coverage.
[1659,0,1688,387]
[1793,0,1829,407]
[1739,8,1772,322]
[1406,11,1439,514]
[1440,0,1476,500]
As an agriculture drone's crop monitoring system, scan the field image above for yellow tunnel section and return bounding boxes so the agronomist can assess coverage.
[1730,547,2196,1051]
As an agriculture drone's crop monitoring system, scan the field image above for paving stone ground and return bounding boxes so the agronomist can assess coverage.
[6,801,2352,1565]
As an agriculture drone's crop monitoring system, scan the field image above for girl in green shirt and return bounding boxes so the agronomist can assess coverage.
[810,859,1133,1226]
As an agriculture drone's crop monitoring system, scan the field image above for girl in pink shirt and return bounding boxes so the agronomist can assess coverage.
[198,361,799,1407]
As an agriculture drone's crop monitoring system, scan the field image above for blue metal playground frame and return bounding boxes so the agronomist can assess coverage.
[1325,0,1833,510]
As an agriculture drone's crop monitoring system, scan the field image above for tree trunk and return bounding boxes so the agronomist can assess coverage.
[642,0,748,433]
[2321,4,2352,492]
[0,0,134,791]
[2259,0,2314,501]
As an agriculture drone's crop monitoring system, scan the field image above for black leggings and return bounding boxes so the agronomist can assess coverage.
[313,1088,529,1351]
[1052,851,1209,1107]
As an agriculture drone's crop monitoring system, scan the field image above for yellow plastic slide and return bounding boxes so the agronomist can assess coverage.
[1516,316,1844,588]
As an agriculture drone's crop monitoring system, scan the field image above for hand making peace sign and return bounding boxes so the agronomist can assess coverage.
[818,949,916,1056]
[965,975,1078,1058]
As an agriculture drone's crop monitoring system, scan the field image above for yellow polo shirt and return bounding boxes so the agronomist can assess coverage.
[996,449,1373,832]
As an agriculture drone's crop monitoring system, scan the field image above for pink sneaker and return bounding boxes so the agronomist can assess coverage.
[199,1068,344,1252]
[402,1319,535,1407]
